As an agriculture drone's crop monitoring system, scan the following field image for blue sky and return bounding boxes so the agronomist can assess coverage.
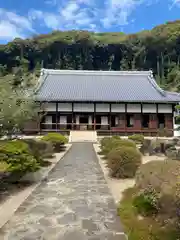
[0,0,180,43]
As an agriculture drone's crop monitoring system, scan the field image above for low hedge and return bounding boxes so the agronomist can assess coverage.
[107,146,142,178]
[100,137,136,157]
[128,134,144,144]
[41,133,68,152]
[135,160,180,229]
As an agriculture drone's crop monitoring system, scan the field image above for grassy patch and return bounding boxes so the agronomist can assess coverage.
[118,188,179,240]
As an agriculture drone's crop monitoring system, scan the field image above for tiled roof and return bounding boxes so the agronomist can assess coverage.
[35,69,180,103]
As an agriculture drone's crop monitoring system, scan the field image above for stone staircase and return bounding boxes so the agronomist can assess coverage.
[69,131,97,143]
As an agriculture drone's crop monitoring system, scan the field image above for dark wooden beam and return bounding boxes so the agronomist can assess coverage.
[72,102,74,130]
[109,103,112,130]
[125,103,127,135]
[94,103,96,130]
[56,102,58,131]
[141,102,143,130]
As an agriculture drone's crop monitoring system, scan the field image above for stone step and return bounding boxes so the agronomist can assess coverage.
[69,131,97,143]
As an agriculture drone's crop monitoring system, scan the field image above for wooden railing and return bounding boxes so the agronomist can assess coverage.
[40,123,110,130]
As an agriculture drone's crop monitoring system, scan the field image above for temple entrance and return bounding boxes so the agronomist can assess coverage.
[79,115,89,130]
[79,115,89,124]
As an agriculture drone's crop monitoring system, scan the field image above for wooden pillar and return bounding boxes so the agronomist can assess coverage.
[165,113,173,136]
[72,102,74,130]
[134,114,141,130]
[94,103,96,130]
[141,103,143,131]
[125,103,127,135]
[56,102,58,131]
[109,103,112,130]
[39,102,42,134]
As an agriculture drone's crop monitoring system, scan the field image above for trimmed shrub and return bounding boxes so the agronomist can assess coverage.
[100,137,111,148]
[101,138,136,157]
[0,140,40,175]
[107,146,142,178]
[0,140,29,156]
[135,160,180,227]
[23,139,54,160]
[128,134,144,144]
[100,138,121,156]
[42,133,68,152]
[6,154,40,173]
[118,139,136,148]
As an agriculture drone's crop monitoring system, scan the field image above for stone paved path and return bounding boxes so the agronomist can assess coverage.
[0,143,127,240]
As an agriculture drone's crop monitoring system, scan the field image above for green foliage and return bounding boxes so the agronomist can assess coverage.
[0,78,40,137]
[118,188,179,240]
[100,137,111,148]
[128,134,144,144]
[6,154,40,173]
[0,140,29,155]
[107,146,142,178]
[23,139,54,164]
[133,189,159,216]
[135,160,180,227]
[1,21,180,89]
[100,137,136,157]
[0,140,40,174]
[42,133,68,152]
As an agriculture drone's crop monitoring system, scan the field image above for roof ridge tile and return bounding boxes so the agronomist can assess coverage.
[41,68,151,76]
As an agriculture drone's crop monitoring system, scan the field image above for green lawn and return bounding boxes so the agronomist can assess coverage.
[118,188,179,240]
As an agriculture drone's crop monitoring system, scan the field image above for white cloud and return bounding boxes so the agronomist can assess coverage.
[0,0,156,42]
[170,0,180,8]
[101,0,143,28]
[0,8,35,40]
[61,2,80,21]
[29,9,60,29]
[0,20,23,39]
[29,1,96,31]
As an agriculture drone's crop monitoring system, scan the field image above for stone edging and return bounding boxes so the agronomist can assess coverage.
[0,144,72,229]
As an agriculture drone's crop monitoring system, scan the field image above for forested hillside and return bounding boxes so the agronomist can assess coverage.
[1,20,180,91]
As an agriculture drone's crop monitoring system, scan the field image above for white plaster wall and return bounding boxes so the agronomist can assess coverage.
[127,104,141,113]
[60,116,67,124]
[96,104,110,112]
[115,117,119,125]
[158,104,172,113]
[142,104,156,113]
[101,116,108,125]
[88,116,92,124]
[111,104,125,112]
[58,103,72,112]
[45,116,52,124]
[76,116,79,124]
[74,103,94,112]
[44,103,56,111]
